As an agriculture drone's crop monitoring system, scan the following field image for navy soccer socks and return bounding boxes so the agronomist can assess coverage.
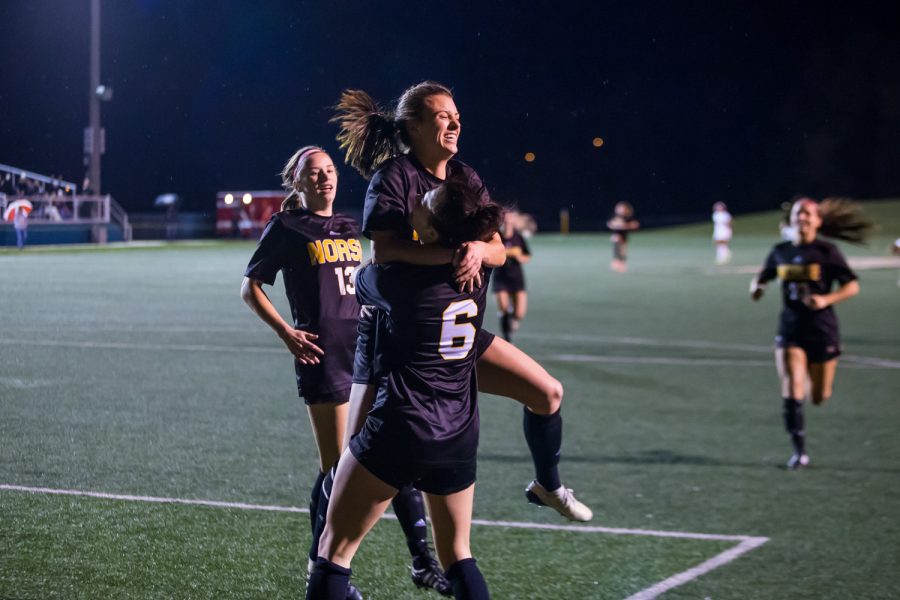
[523,408,562,492]
[783,397,806,456]
[391,485,430,561]
[308,470,327,562]
[306,558,351,599]
[446,558,490,599]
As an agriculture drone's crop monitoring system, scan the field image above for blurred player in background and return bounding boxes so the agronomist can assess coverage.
[892,238,900,286]
[309,179,501,600]
[492,210,531,342]
[750,197,870,469]
[712,201,733,265]
[607,201,639,272]
[241,146,445,599]
[331,81,592,523]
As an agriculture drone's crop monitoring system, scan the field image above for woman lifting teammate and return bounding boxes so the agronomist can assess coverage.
[309,178,502,600]
[331,81,592,522]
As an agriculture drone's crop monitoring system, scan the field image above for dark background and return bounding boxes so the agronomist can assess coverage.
[1,1,898,229]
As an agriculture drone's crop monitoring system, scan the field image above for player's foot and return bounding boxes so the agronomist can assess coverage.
[786,453,810,470]
[308,558,365,600]
[525,480,593,522]
[411,554,452,596]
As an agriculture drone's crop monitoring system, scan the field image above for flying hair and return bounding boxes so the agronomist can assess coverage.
[817,197,874,244]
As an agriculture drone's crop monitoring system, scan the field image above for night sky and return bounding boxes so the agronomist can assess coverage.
[2,1,898,229]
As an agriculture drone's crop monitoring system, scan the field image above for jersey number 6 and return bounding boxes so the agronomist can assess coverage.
[439,299,478,360]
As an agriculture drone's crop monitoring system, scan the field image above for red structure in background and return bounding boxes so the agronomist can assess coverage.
[215,190,283,238]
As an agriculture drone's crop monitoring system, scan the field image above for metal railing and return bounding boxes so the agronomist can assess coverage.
[1,193,132,242]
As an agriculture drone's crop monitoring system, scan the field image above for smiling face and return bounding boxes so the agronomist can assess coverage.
[790,199,821,243]
[296,151,337,214]
[407,94,460,162]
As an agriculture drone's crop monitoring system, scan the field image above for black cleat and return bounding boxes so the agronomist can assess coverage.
[411,555,452,596]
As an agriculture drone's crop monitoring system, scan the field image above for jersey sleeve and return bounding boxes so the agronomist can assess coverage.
[355,264,392,313]
[828,245,858,285]
[758,247,778,281]
[362,161,409,238]
[520,235,531,256]
[244,215,288,285]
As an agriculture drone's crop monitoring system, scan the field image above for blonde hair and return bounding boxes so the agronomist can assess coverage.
[280,146,325,211]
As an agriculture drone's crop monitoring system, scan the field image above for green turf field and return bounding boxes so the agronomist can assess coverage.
[2,202,899,599]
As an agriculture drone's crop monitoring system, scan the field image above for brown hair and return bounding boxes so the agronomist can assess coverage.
[430,176,503,248]
[331,81,454,180]
[280,146,325,211]
[817,197,874,244]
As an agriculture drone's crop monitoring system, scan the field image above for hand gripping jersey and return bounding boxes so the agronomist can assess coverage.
[244,209,363,399]
[351,263,490,467]
[757,239,857,344]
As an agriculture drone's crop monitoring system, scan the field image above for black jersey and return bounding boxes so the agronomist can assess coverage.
[608,214,638,241]
[362,154,490,241]
[244,209,363,397]
[758,239,857,342]
[351,263,490,465]
[493,230,530,290]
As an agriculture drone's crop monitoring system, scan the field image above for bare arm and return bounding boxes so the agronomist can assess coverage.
[749,275,772,301]
[805,279,860,310]
[240,277,323,364]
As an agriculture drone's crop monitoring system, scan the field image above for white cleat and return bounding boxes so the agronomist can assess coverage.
[525,480,593,522]
[786,453,810,470]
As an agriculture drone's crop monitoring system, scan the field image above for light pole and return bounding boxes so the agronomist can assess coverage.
[88,0,102,195]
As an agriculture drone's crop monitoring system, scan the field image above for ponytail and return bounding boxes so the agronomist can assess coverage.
[331,90,403,180]
[818,197,874,244]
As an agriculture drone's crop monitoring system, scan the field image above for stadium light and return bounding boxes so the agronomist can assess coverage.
[224,193,234,205]
[592,137,604,148]
[524,152,536,162]
[242,193,252,205]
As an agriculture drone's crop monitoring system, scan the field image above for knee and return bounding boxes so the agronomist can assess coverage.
[539,378,563,415]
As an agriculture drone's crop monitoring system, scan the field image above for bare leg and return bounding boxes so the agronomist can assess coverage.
[425,485,474,569]
[317,449,397,568]
[807,358,838,405]
[425,486,490,598]
[511,291,528,321]
[477,337,562,415]
[307,402,349,473]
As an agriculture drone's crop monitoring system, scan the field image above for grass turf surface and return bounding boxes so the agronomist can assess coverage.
[2,201,899,598]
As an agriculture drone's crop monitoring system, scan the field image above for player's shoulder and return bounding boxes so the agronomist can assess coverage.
[448,158,482,182]
[330,212,361,233]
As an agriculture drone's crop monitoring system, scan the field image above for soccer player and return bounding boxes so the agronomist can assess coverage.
[493,210,532,342]
[712,201,733,265]
[750,197,868,469]
[240,146,448,598]
[308,178,502,600]
[331,81,592,522]
[606,201,639,272]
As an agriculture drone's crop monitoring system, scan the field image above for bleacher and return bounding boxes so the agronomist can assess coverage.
[0,162,131,245]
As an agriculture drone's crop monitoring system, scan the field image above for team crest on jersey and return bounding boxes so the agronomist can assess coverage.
[777,263,821,282]
[307,238,363,265]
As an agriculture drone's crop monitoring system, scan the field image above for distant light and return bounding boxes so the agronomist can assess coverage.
[524,152,536,162]
[592,137,604,148]
[224,193,234,205]
[64,186,71,192]
[242,193,252,205]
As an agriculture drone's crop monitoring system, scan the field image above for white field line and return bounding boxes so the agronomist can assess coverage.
[1,483,768,599]
[3,336,898,370]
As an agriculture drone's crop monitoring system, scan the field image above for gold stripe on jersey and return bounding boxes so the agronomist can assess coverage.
[307,238,363,265]
[777,263,821,282]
